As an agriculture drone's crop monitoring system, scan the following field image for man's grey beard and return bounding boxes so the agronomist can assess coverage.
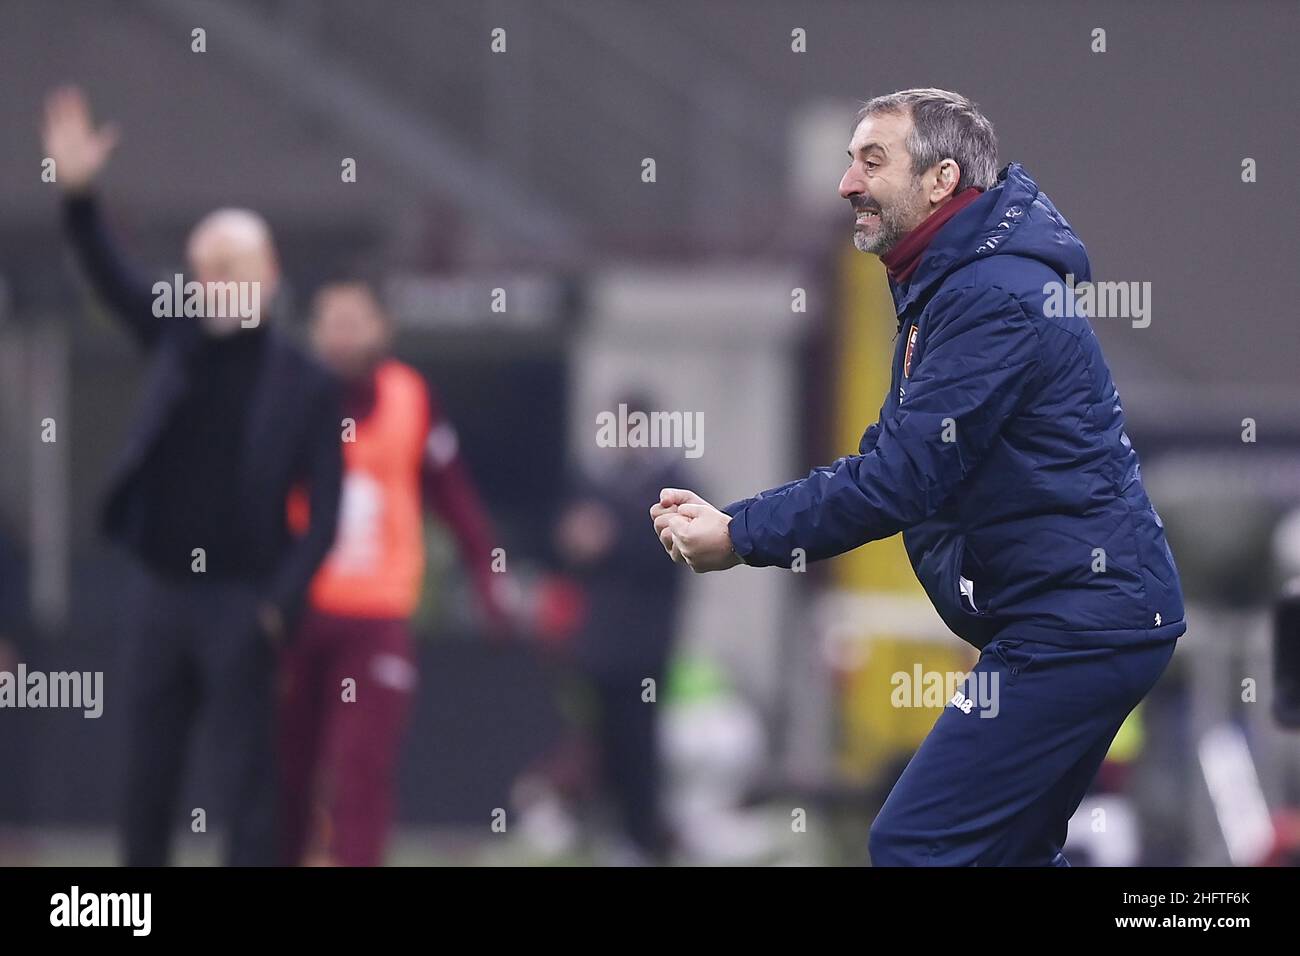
[853,182,929,256]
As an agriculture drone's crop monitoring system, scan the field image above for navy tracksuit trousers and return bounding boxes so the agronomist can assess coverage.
[868,635,1178,867]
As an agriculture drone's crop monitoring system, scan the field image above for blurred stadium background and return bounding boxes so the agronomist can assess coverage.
[1,0,1299,865]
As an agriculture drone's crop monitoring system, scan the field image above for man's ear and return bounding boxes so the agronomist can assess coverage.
[929,159,961,204]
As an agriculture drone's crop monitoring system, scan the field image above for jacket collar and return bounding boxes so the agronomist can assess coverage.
[889,163,1042,320]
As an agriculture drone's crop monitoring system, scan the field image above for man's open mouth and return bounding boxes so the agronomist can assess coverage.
[855,208,880,226]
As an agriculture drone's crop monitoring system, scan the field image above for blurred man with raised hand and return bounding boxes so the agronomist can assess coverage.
[42,86,342,866]
[650,89,1185,867]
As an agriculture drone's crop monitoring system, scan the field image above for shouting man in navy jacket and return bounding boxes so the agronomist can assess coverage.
[651,89,1185,867]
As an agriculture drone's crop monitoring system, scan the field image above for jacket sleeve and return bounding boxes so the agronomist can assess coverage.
[62,193,166,349]
[421,389,510,629]
[267,374,344,627]
[858,418,884,456]
[726,286,1041,567]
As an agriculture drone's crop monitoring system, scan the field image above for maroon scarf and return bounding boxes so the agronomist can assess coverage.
[880,186,984,285]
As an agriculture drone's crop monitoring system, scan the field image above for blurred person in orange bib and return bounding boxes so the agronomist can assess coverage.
[280,280,510,866]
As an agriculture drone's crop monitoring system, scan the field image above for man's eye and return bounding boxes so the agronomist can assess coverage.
[866,161,880,170]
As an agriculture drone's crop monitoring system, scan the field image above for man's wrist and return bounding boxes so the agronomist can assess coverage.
[724,519,744,567]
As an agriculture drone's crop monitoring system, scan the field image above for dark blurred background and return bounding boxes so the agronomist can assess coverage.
[1,0,1299,865]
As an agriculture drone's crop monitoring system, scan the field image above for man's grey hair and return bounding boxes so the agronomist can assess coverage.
[858,88,999,191]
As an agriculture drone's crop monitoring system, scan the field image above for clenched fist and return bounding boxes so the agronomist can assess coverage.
[649,488,742,573]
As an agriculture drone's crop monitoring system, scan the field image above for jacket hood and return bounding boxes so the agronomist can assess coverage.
[893,163,1092,315]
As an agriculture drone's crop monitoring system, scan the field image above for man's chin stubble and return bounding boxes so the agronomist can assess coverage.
[853,230,888,256]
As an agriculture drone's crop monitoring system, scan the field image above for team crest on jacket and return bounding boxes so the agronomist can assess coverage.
[903,325,920,378]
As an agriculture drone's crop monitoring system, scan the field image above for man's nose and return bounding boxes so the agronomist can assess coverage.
[838,165,863,200]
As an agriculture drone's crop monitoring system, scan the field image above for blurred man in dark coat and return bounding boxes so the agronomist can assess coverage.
[43,86,342,866]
